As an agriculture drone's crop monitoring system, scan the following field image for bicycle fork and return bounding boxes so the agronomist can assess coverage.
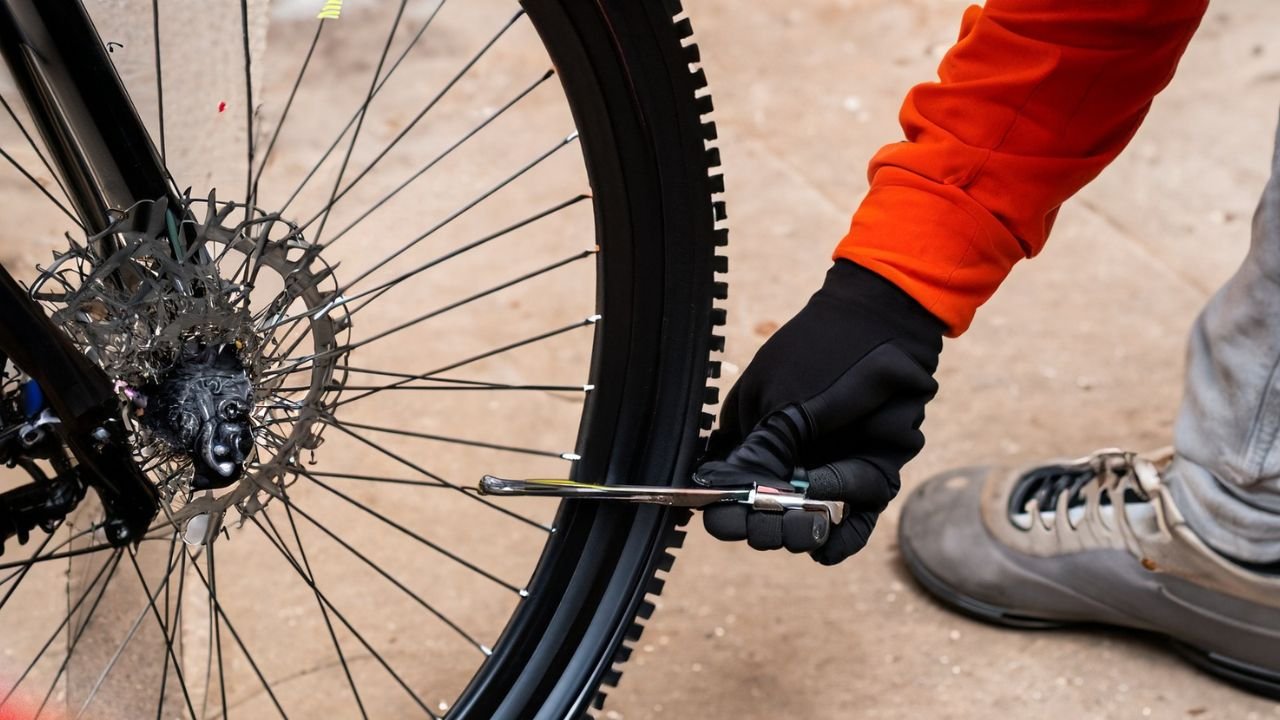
[0,265,158,547]
[0,0,179,549]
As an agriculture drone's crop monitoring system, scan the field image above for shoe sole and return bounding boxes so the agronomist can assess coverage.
[900,535,1280,700]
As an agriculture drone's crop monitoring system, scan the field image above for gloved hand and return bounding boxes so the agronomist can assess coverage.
[695,259,944,565]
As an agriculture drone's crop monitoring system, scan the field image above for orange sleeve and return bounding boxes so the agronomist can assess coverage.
[834,1,1208,335]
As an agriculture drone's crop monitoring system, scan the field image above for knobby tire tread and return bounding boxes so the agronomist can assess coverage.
[581,2,727,717]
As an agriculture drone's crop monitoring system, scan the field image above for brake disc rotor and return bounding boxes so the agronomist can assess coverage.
[30,196,350,533]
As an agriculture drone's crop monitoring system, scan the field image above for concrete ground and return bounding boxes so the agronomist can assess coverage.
[0,1,1279,719]
[606,1,1280,719]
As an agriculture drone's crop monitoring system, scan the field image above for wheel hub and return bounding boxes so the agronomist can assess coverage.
[142,343,254,490]
[30,196,352,531]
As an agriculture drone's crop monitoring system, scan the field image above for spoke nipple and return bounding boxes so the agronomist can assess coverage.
[586,314,602,324]
[560,452,581,461]
[518,588,530,598]
[480,644,493,656]
[583,384,595,392]
[565,131,580,143]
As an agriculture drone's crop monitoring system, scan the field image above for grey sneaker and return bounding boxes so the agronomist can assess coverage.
[898,449,1280,699]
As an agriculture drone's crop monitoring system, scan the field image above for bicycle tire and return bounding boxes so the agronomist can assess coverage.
[450,1,728,717]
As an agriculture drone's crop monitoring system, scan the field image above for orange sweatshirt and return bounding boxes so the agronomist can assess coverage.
[835,1,1209,335]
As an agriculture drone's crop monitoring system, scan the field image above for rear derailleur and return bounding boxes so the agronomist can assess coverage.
[0,374,85,555]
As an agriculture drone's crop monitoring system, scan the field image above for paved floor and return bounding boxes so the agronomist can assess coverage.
[0,1,1278,719]
[605,1,1280,719]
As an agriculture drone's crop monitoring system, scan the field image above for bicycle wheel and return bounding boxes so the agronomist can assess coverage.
[0,0,727,718]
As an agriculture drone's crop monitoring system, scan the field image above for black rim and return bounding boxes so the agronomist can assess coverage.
[452,0,721,715]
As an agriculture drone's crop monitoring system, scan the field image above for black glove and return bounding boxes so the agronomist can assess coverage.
[696,259,944,565]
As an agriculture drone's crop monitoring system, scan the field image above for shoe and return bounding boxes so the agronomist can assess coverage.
[898,449,1280,699]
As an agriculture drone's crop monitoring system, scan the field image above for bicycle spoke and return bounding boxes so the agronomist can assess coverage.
[336,418,575,460]
[151,0,165,161]
[284,491,492,655]
[183,547,290,720]
[309,193,589,329]
[321,68,555,249]
[277,0,448,216]
[260,190,587,343]
[300,11,530,238]
[133,495,209,719]
[0,92,73,203]
[302,459,522,593]
[128,543,200,717]
[313,415,552,531]
[337,132,579,293]
[124,543,192,717]
[305,469,453,489]
[199,555,214,720]
[329,314,599,407]
[252,21,326,196]
[262,502,368,719]
[278,380,591,393]
[0,530,55,610]
[310,467,549,532]
[208,539,230,718]
[32,551,129,719]
[0,550,120,712]
[73,538,183,720]
[248,515,440,719]
[306,0,410,247]
[256,309,322,374]
[155,547,187,720]
[260,252,587,381]
[0,531,169,572]
[0,144,83,229]
[240,0,257,218]
[276,249,591,373]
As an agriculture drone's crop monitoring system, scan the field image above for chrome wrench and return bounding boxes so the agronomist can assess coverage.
[478,475,845,537]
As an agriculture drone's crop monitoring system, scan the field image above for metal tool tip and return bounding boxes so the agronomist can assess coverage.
[478,475,506,495]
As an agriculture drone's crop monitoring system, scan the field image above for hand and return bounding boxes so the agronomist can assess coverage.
[696,259,944,564]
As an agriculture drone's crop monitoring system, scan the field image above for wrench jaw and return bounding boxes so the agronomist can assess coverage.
[748,484,847,526]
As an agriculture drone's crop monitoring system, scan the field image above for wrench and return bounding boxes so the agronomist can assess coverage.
[479,476,846,534]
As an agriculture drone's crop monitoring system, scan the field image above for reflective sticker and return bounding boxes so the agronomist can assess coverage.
[317,0,343,20]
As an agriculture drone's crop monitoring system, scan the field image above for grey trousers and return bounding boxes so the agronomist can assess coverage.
[1165,117,1280,565]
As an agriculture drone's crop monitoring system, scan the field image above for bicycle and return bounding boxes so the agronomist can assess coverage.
[0,0,727,717]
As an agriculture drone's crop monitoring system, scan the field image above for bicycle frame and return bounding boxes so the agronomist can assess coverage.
[0,0,172,544]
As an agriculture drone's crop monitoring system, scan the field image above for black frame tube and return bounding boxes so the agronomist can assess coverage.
[0,0,170,540]
[0,0,176,230]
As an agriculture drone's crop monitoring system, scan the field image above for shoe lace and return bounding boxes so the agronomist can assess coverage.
[1007,449,1152,529]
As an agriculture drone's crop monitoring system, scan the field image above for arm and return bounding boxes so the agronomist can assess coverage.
[700,0,1209,563]
[837,0,1208,335]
